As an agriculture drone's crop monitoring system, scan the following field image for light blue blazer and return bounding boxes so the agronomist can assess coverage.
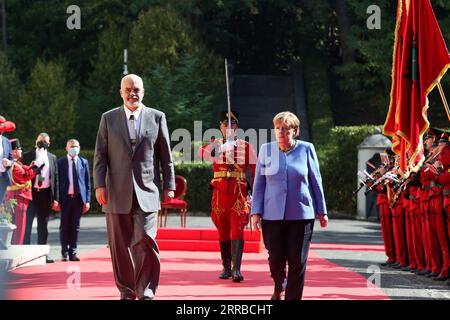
[250,140,327,220]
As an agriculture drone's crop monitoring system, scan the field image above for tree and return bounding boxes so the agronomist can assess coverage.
[128,6,223,134]
[128,6,206,74]
[77,24,128,148]
[0,50,22,121]
[144,54,219,133]
[16,59,78,149]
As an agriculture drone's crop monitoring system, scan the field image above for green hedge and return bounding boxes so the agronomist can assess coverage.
[316,125,382,215]
[174,162,212,213]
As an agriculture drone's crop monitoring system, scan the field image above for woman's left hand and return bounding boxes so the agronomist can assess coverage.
[318,214,328,228]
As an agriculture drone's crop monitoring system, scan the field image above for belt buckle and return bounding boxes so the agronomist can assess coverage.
[226,171,231,178]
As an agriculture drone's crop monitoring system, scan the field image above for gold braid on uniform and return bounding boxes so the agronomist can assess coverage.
[232,179,250,216]
[213,191,224,218]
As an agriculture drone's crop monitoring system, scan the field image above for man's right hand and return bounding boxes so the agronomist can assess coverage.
[95,187,108,206]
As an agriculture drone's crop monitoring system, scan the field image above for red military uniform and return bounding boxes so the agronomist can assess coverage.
[4,161,37,244]
[391,189,408,268]
[438,144,450,279]
[439,145,450,239]
[408,184,425,271]
[376,185,396,265]
[420,163,441,275]
[199,138,256,241]
[403,187,417,270]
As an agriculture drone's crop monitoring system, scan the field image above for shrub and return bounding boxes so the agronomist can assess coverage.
[317,125,382,215]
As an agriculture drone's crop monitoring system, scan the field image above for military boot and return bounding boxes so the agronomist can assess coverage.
[231,239,244,282]
[219,240,232,279]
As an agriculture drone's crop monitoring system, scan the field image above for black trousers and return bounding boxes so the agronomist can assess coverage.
[106,193,159,300]
[23,188,52,245]
[262,219,314,300]
[59,194,83,256]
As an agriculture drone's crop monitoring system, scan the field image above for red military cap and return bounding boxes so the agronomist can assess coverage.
[439,132,450,145]
[0,116,16,133]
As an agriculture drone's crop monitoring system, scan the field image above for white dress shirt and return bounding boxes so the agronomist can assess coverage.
[124,106,142,143]
[34,148,50,189]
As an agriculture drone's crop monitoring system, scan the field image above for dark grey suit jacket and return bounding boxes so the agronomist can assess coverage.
[93,105,175,214]
[22,149,59,202]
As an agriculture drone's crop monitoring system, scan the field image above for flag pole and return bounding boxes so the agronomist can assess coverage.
[437,82,450,122]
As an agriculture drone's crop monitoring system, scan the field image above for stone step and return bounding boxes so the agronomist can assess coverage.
[0,245,50,271]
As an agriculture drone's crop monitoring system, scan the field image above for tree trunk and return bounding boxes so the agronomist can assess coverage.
[1,0,6,49]
[331,0,354,64]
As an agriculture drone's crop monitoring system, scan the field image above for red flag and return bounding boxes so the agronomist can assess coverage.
[384,0,450,176]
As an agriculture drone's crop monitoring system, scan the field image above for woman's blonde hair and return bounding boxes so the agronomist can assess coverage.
[273,111,300,138]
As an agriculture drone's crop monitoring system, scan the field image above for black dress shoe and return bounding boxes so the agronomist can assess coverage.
[140,296,154,300]
[433,275,448,281]
[426,272,438,278]
[61,256,68,262]
[46,257,54,263]
[381,260,395,267]
[401,266,411,272]
[417,269,431,276]
[391,263,402,269]
[69,255,80,261]
[120,294,136,300]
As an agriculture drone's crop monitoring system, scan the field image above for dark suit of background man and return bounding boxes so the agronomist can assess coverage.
[94,74,175,300]
[58,139,91,262]
[0,116,15,203]
[23,133,59,263]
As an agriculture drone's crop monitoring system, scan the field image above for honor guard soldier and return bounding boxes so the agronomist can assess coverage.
[4,139,44,244]
[198,111,257,282]
[437,134,450,285]
[376,149,397,266]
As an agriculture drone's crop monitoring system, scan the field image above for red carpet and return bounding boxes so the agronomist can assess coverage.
[6,246,389,300]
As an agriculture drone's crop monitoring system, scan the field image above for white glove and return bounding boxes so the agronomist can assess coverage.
[218,140,236,153]
[2,158,12,168]
[34,158,44,168]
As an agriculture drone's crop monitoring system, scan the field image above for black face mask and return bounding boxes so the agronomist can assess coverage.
[37,141,49,149]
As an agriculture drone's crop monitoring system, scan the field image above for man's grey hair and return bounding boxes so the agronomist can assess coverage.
[66,138,80,147]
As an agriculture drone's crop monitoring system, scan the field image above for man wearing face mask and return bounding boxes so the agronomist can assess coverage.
[22,133,59,263]
[57,139,91,261]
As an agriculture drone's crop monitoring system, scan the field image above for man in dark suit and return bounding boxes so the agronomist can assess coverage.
[0,116,15,204]
[58,139,91,262]
[22,133,59,263]
[94,74,175,300]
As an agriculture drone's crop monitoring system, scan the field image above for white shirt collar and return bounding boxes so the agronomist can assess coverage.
[67,154,78,162]
[124,105,143,121]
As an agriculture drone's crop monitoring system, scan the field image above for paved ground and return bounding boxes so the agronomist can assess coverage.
[25,212,450,300]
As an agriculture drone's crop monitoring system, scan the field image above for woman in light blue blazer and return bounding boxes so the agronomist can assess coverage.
[251,111,328,300]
